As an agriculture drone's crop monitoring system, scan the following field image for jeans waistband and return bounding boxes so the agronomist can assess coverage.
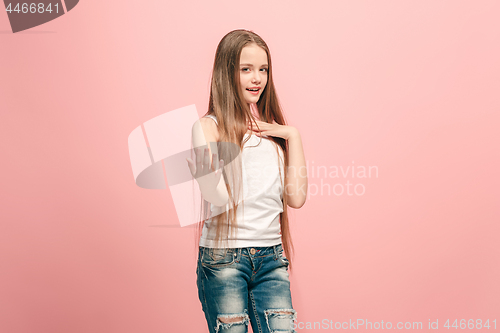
[199,243,283,258]
[199,244,282,251]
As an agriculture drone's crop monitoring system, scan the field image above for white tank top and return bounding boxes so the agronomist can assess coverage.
[199,114,285,248]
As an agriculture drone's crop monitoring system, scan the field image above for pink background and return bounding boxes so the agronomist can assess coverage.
[1,0,499,332]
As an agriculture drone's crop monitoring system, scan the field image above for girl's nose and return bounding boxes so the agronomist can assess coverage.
[252,72,261,83]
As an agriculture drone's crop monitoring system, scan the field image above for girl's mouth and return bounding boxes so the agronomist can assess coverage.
[246,88,260,95]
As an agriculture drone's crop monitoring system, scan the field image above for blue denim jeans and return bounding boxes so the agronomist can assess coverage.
[196,243,297,333]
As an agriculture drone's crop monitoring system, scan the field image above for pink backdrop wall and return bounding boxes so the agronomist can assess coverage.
[1,0,499,332]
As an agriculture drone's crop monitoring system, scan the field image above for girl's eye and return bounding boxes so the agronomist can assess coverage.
[241,68,268,72]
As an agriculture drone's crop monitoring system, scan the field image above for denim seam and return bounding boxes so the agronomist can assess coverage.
[198,251,214,333]
[249,259,264,282]
[200,250,209,279]
[255,260,263,275]
[249,290,263,333]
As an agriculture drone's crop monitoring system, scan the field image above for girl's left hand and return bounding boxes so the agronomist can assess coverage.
[247,103,297,140]
[247,119,297,140]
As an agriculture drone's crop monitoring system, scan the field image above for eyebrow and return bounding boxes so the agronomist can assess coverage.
[240,63,269,67]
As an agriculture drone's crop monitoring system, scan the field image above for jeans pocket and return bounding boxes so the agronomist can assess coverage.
[201,248,236,268]
[277,247,289,267]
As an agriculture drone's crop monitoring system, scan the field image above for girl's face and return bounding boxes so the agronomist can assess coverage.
[239,43,268,105]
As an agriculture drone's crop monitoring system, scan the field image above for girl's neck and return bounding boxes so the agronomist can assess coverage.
[250,104,260,120]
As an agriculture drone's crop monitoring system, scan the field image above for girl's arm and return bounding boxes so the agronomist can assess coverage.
[284,128,307,208]
[187,118,229,206]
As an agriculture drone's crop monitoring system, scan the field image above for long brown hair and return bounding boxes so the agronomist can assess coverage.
[196,29,294,270]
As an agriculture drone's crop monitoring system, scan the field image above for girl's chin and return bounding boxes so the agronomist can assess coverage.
[245,96,260,104]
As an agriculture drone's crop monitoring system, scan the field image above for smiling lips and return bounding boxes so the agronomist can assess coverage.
[246,87,260,95]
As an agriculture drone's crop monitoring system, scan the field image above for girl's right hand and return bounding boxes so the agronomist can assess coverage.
[186,147,225,192]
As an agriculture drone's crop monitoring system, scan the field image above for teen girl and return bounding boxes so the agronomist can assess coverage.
[186,29,307,333]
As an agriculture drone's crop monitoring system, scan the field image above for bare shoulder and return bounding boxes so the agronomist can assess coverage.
[199,117,219,141]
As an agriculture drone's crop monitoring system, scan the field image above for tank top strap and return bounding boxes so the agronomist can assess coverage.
[203,114,218,125]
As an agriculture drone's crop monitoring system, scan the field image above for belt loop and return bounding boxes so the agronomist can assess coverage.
[273,244,278,260]
[237,247,241,262]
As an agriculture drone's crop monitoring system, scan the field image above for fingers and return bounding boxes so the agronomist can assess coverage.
[247,119,260,130]
[192,147,211,175]
[211,153,218,171]
[213,156,224,174]
[195,147,203,173]
[189,148,224,185]
[194,147,223,172]
[186,158,195,176]
[203,147,210,173]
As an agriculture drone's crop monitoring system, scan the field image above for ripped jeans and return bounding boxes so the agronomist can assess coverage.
[197,243,297,333]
